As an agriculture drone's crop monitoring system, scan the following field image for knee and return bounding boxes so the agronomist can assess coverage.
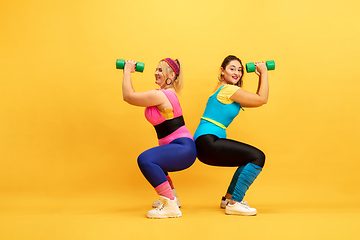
[252,150,266,168]
[137,153,151,169]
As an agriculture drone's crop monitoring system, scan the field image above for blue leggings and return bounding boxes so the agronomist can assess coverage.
[137,137,197,188]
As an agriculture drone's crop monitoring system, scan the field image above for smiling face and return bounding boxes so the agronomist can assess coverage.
[154,61,176,88]
[154,62,166,87]
[221,60,243,85]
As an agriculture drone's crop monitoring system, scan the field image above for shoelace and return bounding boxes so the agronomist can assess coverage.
[240,200,248,206]
[156,202,165,211]
[239,202,251,209]
[225,199,249,206]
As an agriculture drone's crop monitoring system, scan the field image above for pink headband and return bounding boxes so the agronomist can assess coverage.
[162,58,180,75]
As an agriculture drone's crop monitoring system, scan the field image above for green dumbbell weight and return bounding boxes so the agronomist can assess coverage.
[245,60,275,73]
[116,59,145,72]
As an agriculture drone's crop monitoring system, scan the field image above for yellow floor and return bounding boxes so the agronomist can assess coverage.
[1,190,360,240]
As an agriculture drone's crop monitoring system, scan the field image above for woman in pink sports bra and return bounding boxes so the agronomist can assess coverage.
[122,58,196,219]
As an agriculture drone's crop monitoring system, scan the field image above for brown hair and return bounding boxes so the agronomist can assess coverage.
[220,55,244,87]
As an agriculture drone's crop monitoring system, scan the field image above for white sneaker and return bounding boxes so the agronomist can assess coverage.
[225,201,257,216]
[220,196,248,209]
[147,196,182,219]
[152,189,181,208]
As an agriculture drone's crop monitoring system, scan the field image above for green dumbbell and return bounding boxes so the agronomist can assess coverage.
[245,60,275,73]
[116,59,145,72]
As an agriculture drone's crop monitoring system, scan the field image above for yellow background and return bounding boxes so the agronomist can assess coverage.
[1,0,360,239]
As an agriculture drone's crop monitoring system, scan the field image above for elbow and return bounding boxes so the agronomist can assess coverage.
[256,98,268,107]
[253,94,268,107]
[123,94,131,104]
[260,95,269,105]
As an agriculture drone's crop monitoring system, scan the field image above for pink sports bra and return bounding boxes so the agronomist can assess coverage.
[145,89,182,125]
[144,89,193,145]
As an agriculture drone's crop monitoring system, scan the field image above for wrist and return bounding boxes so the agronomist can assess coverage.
[123,69,132,74]
[260,72,268,77]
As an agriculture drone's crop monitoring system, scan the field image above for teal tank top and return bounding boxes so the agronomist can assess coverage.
[194,86,242,140]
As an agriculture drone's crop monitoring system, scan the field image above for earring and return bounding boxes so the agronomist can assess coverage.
[165,78,173,85]
[218,74,224,82]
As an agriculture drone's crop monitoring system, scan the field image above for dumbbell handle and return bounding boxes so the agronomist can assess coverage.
[245,60,275,73]
[116,59,145,72]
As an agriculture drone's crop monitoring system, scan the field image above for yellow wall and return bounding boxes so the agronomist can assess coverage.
[1,0,360,205]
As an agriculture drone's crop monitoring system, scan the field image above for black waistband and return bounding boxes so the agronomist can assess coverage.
[154,116,185,139]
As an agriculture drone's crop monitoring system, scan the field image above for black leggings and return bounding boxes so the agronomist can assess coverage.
[195,134,265,168]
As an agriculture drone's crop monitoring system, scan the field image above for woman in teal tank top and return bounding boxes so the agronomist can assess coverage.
[194,55,270,216]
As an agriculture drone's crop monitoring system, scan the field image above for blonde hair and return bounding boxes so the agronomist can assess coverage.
[160,59,183,94]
